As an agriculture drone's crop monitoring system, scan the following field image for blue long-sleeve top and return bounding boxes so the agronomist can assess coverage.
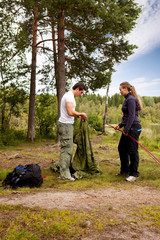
[119,93,140,134]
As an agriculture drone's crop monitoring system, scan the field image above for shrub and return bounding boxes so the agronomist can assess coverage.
[0,129,26,146]
[88,114,103,131]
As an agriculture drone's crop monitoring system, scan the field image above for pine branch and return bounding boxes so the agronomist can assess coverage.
[36,38,58,47]
[37,46,57,54]
[66,27,98,45]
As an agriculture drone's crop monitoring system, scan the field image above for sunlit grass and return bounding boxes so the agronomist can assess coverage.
[0,204,121,240]
[0,130,160,239]
[1,131,160,193]
[131,205,160,228]
[1,202,160,240]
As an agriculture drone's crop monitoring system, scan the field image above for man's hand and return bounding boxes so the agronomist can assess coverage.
[80,112,87,119]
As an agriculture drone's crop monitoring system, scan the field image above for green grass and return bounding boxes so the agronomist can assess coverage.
[0,204,121,240]
[131,205,160,228]
[0,133,160,239]
[1,132,160,192]
[1,202,160,239]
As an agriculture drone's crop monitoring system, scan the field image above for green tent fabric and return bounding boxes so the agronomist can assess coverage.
[72,119,101,179]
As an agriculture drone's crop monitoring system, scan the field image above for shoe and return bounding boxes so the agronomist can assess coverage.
[67,177,76,181]
[115,173,128,176]
[126,176,138,182]
[58,176,76,181]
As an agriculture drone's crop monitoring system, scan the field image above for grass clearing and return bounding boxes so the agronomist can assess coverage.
[0,204,120,240]
[0,202,160,240]
[0,133,160,239]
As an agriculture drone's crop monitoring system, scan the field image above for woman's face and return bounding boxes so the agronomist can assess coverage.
[119,86,129,96]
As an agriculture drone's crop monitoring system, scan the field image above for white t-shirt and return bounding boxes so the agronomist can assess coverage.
[58,91,76,124]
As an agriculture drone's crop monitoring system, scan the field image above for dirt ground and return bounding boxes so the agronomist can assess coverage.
[0,185,160,239]
[0,186,160,211]
[0,141,160,240]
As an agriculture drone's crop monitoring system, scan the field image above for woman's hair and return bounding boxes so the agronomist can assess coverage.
[120,81,143,112]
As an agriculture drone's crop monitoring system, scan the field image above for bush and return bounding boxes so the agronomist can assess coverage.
[0,130,26,146]
[88,114,103,131]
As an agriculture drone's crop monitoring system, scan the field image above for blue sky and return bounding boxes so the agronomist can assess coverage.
[97,0,160,97]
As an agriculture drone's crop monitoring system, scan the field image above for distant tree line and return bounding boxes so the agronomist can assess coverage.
[76,94,160,131]
[0,91,160,145]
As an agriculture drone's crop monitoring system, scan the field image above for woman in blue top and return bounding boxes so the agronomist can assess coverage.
[114,82,143,182]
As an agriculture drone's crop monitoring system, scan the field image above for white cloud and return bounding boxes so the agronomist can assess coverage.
[96,1,160,98]
[127,0,160,57]
[130,77,160,96]
[131,77,160,87]
[97,77,160,97]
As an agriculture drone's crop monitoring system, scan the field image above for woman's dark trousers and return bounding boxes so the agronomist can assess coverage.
[118,125,141,177]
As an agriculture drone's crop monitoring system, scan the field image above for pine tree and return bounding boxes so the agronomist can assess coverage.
[0,0,29,131]
[1,0,142,141]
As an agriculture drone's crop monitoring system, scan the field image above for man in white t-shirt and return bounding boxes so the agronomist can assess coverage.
[58,82,87,181]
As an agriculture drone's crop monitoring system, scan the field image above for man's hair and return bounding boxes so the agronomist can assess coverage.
[72,82,87,91]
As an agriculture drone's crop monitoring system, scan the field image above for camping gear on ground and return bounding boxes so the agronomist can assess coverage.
[2,164,43,188]
[71,119,101,179]
[107,124,160,165]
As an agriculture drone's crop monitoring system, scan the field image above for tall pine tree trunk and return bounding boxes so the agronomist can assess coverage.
[1,87,6,132]
[51,23,58,94]
[0,66,6,132]
[52,22,60,144]
[103,83,110,134]
[57,10,65,118]
[27,6,38,141]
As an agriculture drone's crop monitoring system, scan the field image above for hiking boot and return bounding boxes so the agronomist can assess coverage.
[67,177,76,181]
[58,176,76,181]
[126,176,138,182]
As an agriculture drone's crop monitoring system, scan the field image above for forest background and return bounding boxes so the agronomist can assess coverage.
[0,92,160,146]
[0,0,160,146]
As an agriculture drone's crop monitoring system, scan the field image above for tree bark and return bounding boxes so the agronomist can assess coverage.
[103,83,110,134]
[51,23,58,95]
[27,6,38,142]
[57,10,66,119]
[1,91,6,132]
[0,66,6,132]
[52,21,60,144]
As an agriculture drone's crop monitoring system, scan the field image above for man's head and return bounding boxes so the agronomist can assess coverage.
[72,82,87,97]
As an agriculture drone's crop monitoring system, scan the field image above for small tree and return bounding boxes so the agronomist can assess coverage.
[103,83,110,134]
[0,84,27,131]
[35,94,57,138]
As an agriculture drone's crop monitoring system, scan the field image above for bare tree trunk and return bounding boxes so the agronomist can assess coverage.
[52,22,60,144]
[57,10,66,118]
[1,88,6,132]
[51,23,58,93]
[27,6,38,142]
[1,89,6,132]
[103,83,110,134]
[0,66,6,132]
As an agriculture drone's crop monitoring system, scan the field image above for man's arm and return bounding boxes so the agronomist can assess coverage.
[66,102,87,119]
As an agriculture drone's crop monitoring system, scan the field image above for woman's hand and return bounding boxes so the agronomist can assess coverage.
[114,125,120,130]
[123,132,128,136]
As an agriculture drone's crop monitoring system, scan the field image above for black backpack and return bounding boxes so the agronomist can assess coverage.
[2,164,43,188]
